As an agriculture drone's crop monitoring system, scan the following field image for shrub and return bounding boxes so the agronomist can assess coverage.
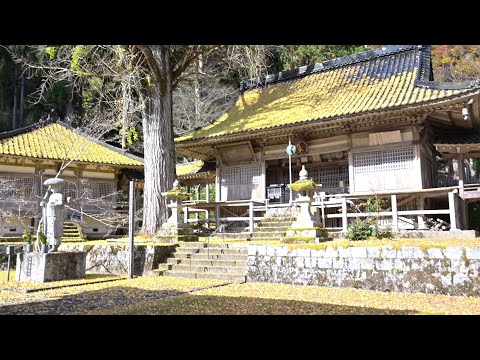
[345,219,374,241]
[345,219,393,241]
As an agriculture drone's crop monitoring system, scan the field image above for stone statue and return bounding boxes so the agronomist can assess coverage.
[42,178,66,252]
[172,179,180,189]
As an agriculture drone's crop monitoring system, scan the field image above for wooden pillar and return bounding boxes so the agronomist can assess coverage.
[414,144,423,189]
[458,154,464,197]
[348,151,354,194]
[341,197,347,232]
[416,195,427,229]
[215,167,221,202]
[206,183,210,203]
[448,190,458,230]
[320,192,326,228]
[456,154,468,229]
[215,204,220,229]
[261,160,266,201]
[195,185,200,201]
[249,201,254,233]
[391,194,398,231]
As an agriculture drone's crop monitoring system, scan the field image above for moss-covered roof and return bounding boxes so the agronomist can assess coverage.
[177,45,480,143]
[176,160,204,176]
[0,122,143,167]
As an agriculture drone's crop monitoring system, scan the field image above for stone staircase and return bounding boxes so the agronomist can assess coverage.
[250,216,295,241]
[62,221,84,241]
[156,242,248,282]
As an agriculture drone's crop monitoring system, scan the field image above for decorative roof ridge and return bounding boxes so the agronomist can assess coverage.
[239,45,420,92]
[0,118,56,140]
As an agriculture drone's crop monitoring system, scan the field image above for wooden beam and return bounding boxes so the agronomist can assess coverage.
[341,197,347,232]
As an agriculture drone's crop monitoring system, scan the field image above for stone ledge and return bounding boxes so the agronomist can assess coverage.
[16,251,87,283]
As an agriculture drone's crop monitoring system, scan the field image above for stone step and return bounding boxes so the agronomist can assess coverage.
[171,264,246,274]
[157,263,173,271]
[209,233,251,239]
[207,237,251,242]
[171,253,247,261]
[257,222,294,227]
[248,236,283,241]
[261,217,296,222]
[167,258,247,267]
[175,247,248,255]
[251,232,286,238]
[254,226,290,231]
[163,270,246,283]
[177,243,246,250]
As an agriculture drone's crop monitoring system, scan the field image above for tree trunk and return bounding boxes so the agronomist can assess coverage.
[194,56,203,126]
[19,71,25,127]
[141,46,176,234]
[12,65,17,129]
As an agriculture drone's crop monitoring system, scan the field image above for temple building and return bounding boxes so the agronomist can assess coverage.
[175,45,480,233]
[0,121,143,238]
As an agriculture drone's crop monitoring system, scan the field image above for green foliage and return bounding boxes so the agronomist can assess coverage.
[22,230,33,244]
[345,219,374,241]
[271,45,366,72]
[44,80,71,115]
[346,197,393,241]
[365,198,384,213]
[119,127,140,147]
[71,45,87,74]
[45,47,57,60]
[38,231,47,245]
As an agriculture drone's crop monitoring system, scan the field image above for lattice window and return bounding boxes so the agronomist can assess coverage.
[284,164,349,193]
[222,164,262,185]
[81,182,116,203]
[0,176,35,198]
[354,147,414,174]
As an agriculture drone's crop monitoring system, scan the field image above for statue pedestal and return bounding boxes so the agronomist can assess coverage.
[285,195,328,242]
[157,196,197,241]
[15,252,87,283]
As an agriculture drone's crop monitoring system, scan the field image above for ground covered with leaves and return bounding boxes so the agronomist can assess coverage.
[2,271,480,315]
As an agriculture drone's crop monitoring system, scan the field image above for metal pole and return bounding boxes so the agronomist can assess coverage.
[128,180,136,279]
[288,136,293,205]
[7,254,11,282]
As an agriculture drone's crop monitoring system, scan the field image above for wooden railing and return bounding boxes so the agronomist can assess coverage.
[312,187,463,232]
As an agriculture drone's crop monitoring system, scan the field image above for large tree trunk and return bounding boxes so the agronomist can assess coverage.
[12,65,18,129]
[19,72,25,127]
[141,46,176,234]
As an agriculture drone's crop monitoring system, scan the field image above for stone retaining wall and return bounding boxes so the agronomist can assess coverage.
[247,245,480,296]
[59,244,176,276]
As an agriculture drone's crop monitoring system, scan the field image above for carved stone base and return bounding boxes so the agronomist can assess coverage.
[15,251,87,283]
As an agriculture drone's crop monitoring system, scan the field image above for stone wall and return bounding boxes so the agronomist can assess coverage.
[59,244,176,276]
[247,245,480,296]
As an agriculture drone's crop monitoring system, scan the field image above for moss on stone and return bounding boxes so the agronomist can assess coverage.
[287,179,319,192]
[165,189,190,200]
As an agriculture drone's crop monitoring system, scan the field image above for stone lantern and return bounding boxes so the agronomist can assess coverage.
[285,166,328,242]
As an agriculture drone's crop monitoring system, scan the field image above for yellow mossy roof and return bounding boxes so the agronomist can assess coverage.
[176,160,204,176]
[0,122,143,166]
[177,46,479,143]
